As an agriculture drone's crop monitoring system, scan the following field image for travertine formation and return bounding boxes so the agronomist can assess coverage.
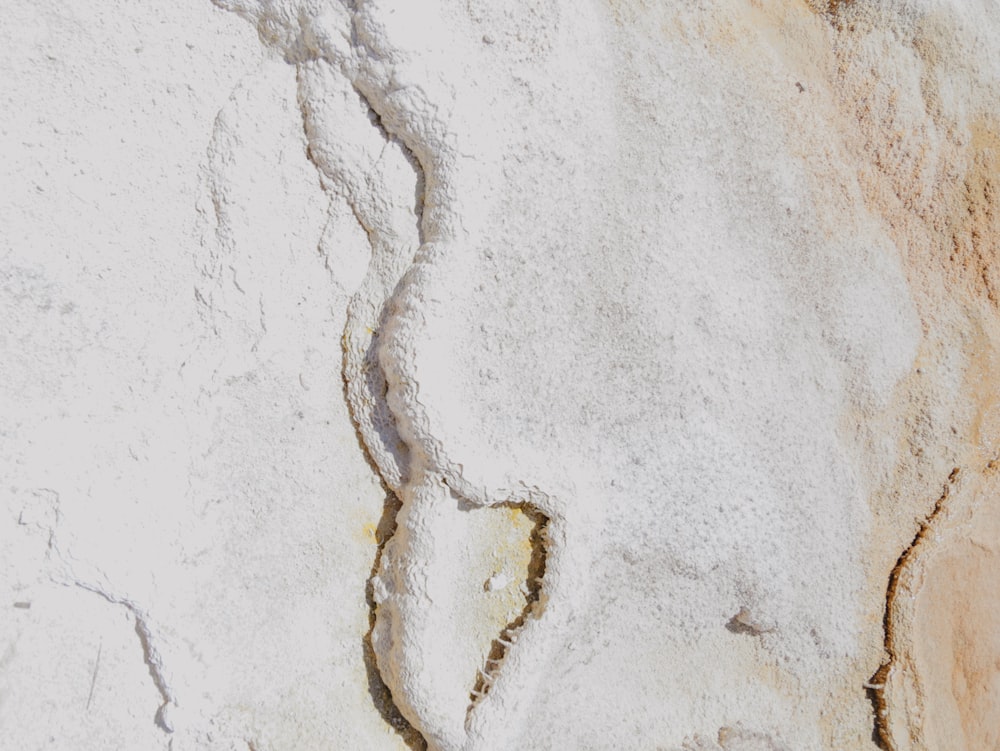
[2,1,999,750]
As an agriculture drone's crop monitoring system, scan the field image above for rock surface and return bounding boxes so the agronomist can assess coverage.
[3,1,999,750]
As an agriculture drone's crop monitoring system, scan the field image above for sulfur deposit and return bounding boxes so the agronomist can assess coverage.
[3,1,999,750]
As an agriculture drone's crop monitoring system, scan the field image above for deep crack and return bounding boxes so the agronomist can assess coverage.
[468,505,549,708]
[869,466,960,751]
[362,487,428,751]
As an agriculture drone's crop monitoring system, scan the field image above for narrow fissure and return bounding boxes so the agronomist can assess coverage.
[132,616,175,733]
[340,367,426,751]
[325,81,429,746]
[868,466,960,751]
[362,489,428,751]
[66,577,176,735]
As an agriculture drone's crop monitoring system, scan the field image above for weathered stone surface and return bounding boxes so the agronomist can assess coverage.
[3,1,999,750]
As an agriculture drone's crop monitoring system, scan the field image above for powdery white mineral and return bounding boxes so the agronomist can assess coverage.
[3,1,1000,750]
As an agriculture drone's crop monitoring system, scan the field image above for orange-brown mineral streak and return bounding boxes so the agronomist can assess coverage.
[830,7,1000,748]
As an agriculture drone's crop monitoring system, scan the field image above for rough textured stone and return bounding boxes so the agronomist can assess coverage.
[3,1,999,750]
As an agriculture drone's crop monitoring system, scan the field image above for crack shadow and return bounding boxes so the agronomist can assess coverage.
[362,488,427,751]
[468,503,549,707]
[341,355,425,750]
[869,466,959,751]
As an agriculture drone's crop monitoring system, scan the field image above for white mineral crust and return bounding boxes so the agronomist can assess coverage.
[3,1,1000,750]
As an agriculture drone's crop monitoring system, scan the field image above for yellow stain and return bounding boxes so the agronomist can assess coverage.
[352,520,378,546]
